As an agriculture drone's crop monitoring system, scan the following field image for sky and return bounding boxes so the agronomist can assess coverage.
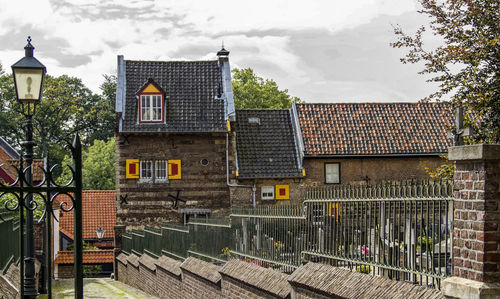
[0,0,440,103]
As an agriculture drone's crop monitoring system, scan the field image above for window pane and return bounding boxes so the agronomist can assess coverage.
[141,160,152,179]
[325,163,340,183]
[156,160,167,179]
[141,96,151,121]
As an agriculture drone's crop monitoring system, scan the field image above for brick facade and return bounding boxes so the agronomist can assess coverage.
[116,133,232,228]
[448,145,500,283]
[303,156,445,186]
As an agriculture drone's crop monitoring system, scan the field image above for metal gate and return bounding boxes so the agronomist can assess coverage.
[0,134,83,298]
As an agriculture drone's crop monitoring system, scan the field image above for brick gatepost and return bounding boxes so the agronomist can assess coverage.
[443,144,500,299]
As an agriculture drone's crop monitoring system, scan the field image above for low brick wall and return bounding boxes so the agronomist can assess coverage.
[0,263,19,299]
[116,253,445,299]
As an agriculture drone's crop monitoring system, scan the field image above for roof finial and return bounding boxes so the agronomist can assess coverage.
[25,36,34,57]
[217,41,229,57]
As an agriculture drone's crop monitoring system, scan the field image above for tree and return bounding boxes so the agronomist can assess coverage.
[58,137,115,190]
[0,72,116,171]
[232,68,302,109]
[392,0,500,143]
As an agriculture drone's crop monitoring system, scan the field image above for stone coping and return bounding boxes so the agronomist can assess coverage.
[449,144,500,161]
[220,259,290,298]
[180,257,221,284]
[138,253,157,272]
[288,262,443,299]
[155,255,182,278]
[126,253,140,268]
[442,277,500,299]
[116,253,128,265]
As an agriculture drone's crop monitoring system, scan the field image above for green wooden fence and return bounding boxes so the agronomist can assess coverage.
[0,209,20,274]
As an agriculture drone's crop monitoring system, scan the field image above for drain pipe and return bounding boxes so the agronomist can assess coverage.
[226,132,256,207]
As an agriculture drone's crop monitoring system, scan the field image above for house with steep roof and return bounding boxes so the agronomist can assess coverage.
[114,48,236,228]
[293,102,454,187]
[55,190,116,278]
[231,109,305,205]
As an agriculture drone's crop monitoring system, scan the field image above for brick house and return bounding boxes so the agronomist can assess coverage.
[114,48,236,228]
[0,136,43,184]
[230,109,305,205]
[294,102,454,187]
[229,102,453,205]
[55,190,116,278]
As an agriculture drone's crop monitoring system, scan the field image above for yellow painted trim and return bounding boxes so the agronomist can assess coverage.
[227,119,231,132]
[275,185,290,200]
[168,160,182,179]
[302,168,306,176]
[235,170,239,177]
[126,159,139,179]
[327,203,342,221]
[142,83,160,93]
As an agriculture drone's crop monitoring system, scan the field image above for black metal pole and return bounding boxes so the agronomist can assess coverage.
[73,133,83,299]
[22,115,38,298]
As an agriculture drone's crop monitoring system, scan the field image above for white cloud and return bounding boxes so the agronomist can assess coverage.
[0,0,433,102]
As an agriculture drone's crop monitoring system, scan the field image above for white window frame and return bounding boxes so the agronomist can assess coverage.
[140,94,163,122]
[139,160,153,182]
[325,163,340,184]
[155,160,168,182]
[261,186,275,200]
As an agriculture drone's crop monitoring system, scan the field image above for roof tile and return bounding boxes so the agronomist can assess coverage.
[296,103,453,156]
[54,250,114,264]
[58,191,116,241]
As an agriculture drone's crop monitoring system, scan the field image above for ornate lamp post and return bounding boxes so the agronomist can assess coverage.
[11,36,46,298]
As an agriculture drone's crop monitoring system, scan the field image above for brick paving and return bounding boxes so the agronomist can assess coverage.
[39,278,156,299]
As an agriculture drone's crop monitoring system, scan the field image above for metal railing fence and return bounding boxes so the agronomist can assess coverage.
[0,209,20,274]
[120,180,454,286]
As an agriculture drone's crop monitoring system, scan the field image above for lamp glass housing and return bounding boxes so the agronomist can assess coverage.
[13,68,44,103]
[96,227,105,240]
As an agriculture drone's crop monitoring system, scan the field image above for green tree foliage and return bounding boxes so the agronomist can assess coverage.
[0,71,116,173]
[232,68,302,109]
[392,0,500,143]
[58,137,115,190]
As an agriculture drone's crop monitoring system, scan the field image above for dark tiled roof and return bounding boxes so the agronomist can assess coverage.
[296,103,453,156]
[235,110,302,179]
[122,60,225,133]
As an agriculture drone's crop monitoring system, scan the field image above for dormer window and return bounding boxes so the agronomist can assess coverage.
[140,95,162,121]
[137,79,165,123]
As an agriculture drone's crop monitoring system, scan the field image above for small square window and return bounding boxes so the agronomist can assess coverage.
[261,186,274,200]
[325,163,340,184]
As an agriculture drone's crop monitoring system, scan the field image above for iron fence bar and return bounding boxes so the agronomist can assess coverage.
[187,250,226,263]
[230,214,306,220]
[19,156,24,298]
[45,157,52,299]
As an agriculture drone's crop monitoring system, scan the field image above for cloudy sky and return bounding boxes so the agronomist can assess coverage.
[0,0,440,102]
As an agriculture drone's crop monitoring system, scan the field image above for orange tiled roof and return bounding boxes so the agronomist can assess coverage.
[295,103,453,156]
[54,250,114,264]
[58,191,116,241]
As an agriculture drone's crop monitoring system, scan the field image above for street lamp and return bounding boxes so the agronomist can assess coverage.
[11,36,46,298]
[96,227,105,241]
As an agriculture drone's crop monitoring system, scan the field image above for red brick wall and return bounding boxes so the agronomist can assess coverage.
[452,159,500,282]
[156,267,182,299]
[182,271,222,299]
[221,275,283,299]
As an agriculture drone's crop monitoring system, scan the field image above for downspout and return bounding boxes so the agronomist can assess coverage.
[226,132,256,207]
